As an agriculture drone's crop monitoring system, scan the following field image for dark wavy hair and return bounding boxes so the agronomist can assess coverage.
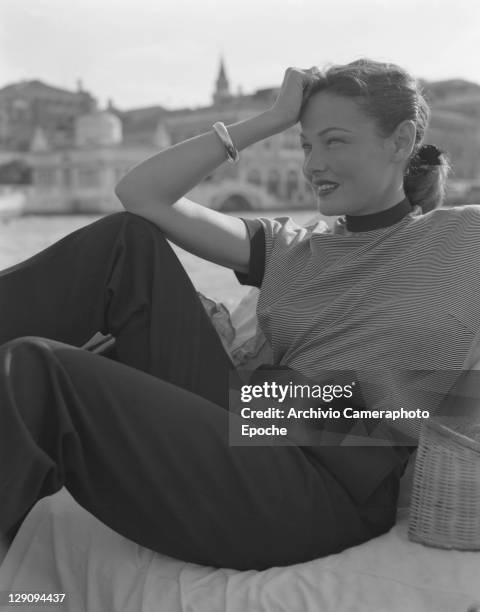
[301,59,450,212]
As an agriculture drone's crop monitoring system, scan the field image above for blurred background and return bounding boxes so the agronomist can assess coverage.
[1,0,480,305]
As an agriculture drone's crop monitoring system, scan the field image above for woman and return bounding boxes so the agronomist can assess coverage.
[0,59,478,571]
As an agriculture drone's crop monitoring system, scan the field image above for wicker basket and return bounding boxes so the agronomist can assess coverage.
[408,416,480,550]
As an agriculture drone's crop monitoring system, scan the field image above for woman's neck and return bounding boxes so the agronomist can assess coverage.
[343,198,413,232]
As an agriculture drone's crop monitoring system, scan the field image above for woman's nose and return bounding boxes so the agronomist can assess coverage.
[304,148,328,175]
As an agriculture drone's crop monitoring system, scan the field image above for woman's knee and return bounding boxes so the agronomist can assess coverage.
[106,210,168,239]
[1,338,48,385]
[101,212,178,269]
[83,211,170,256]
[0,336,92,436]
[1,335,74,353]
[0,336,75,378]
[1,335,51,358]
[0,337,61,428]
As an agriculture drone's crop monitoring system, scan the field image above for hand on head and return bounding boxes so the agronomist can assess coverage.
[269,66,322,130]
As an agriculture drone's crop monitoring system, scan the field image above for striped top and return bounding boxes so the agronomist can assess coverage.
[235,203,480,444]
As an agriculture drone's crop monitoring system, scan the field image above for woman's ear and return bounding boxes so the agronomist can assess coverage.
[391,120,416,163]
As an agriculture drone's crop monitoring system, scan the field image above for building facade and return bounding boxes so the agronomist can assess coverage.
[0,79,95,152]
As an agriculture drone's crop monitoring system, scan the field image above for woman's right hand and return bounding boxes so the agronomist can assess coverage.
[268,66,321,130]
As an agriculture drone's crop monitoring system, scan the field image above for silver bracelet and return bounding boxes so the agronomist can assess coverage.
[212,121,240,164]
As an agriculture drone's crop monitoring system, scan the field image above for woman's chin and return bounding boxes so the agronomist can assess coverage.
[316,196,345,217]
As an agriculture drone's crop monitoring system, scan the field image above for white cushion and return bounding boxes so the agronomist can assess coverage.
[1,489,479,612]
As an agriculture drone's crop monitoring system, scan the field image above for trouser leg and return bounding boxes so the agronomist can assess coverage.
[0,211,233,406]
[0,336,376,570]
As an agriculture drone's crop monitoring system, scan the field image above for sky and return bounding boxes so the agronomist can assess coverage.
[1,0,479,111]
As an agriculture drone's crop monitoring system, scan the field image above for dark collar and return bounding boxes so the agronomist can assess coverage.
[343,198,413,232]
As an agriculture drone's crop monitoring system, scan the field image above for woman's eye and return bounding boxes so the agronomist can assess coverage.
[326,138,344,146]
[301,144,311,151]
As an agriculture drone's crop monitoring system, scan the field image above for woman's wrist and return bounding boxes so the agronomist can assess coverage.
[226,109,290,153]
[264,107,298,132]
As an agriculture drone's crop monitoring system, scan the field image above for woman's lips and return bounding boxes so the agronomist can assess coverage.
[316,182,339,196]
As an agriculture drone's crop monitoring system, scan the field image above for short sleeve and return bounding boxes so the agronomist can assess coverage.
[233,218,266,288]
[234,216,304,288]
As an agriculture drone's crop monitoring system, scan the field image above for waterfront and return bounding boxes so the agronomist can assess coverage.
[0,209,322,310]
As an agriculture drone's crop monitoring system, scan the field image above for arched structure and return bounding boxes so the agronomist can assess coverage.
[198,180,282,211]
[217,193,252,212]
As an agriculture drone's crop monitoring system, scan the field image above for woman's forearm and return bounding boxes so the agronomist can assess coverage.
[115,109,286,209]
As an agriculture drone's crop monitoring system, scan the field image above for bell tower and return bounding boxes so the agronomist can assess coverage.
[213,56,232,106]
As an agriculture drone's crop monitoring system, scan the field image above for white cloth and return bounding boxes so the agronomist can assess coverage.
[1,489,479,612]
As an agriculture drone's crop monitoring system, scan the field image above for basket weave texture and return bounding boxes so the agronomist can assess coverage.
[408,417,480,550]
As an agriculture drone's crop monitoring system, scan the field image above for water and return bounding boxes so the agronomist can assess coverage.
[0,209,320,310]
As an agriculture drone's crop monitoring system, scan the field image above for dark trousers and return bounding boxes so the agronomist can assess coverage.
[0,211,406,570]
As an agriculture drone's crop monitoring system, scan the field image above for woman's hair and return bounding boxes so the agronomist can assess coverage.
[302,59,450,212]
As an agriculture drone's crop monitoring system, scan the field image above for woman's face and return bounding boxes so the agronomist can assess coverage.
[300,91,404,216]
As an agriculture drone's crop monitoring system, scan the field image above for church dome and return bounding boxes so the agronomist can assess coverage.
[75,109,122,147]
